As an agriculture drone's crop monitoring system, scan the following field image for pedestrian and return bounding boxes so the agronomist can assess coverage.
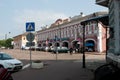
[69,47,73,55]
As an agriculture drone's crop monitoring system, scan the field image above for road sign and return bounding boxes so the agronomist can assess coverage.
[26,22,35,32]
[26,33,35,42]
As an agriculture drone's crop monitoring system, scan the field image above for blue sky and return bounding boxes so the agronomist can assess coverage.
[0,0,108,40]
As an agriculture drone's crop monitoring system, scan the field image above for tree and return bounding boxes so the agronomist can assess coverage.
[5,38,13,48]
[0,40,6,47]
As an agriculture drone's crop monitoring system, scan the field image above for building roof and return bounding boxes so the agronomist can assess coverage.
[37,11,108,33]
[81,14,108,26]
[96,0,108,7]
[13,32,31,38]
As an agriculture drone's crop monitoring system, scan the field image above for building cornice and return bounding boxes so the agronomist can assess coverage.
[36,11,108,34]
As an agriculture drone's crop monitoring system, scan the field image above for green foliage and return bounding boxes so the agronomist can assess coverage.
[0,40,6,47]
[0,38,13,48]
[5,38,13,48]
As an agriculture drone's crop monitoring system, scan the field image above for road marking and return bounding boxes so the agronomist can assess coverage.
[22,64,30,70]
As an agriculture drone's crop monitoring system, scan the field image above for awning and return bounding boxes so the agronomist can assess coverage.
[85,43,94,46]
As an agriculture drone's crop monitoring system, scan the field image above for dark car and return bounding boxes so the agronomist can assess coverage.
[0,68,13,80]
[52,47,69,53]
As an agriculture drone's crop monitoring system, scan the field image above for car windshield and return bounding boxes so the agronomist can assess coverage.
[0,53,13,60]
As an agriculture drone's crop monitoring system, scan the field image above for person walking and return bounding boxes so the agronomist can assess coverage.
[69,47,73,55]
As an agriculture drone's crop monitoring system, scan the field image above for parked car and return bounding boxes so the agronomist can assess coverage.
[0,52,23,72]
[30,46,40,51]
[22,46,30,50]
[49,46,54,52]
[85,47,94,52]
[88,48,93,52]
[39,47,45,51]
[52,47,69,53]
[45,47,51,52]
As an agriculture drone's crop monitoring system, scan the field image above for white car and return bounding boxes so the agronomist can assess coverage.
[45,47,50,52]
[0,52,23,71]
[24,46,30,50]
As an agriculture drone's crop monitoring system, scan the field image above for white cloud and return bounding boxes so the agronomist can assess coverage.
[13,9,68,31]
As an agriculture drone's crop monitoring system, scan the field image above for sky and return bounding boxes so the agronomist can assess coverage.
[0,0,108,40]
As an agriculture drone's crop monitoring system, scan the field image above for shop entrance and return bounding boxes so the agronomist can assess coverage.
[85,40,95,52]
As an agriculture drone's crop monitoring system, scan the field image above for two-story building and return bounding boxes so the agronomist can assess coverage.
[36,11,108,53]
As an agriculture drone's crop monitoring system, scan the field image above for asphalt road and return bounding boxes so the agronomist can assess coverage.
[12,60,94,80]
[0,49,106,80]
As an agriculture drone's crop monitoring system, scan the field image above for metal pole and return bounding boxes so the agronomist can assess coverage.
[82,25,86,68]
[30,32,32,68]
[59,24,61,48]
[30,43,32,67]
[56,24,61,61]
[106,27,108,59]
[55,41,58,61]
[55,35,58,61]
[56,48,58,60]
[5,34,7,40]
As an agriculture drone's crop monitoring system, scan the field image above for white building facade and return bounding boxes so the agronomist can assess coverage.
[13,32,37,49]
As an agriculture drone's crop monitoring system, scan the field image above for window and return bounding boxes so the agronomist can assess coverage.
[72,26,75,37]
[23,37,25,40]
[64,28,67,37]
[61,28,63,38]
[109,28,114,39]
[66,27,69,37]
[94,23,98,32]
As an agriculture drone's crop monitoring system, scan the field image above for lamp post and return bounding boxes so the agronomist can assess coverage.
[5,34,7,40]
[55,35,58,60]
[59,26,61,48]
[82,24,86,68]
[80,15,108,68]
[5,32,11,40]
[81,22,86,68]
[55,23,61,61]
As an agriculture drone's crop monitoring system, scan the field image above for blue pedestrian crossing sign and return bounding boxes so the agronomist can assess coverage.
[26,22,35,32]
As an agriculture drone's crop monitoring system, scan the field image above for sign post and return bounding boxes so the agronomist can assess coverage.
[26,22,35,67]
[55,36,58,61]
[26,22,35,32]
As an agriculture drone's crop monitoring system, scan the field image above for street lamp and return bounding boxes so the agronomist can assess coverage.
[55,23,61,61]
[5,34,7,40]
[59,25,61,48]
[5,32,11,40]
[82,24,86,68]
[81,14,108,68]
[80,21,86,68]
